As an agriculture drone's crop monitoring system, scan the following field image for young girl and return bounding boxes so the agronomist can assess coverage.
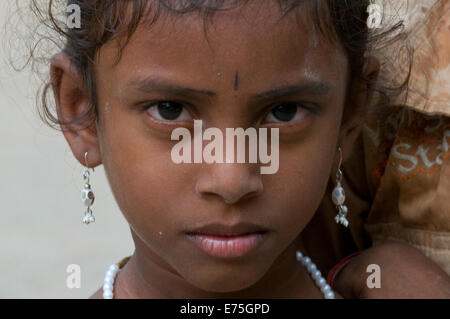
[28,0,450,298]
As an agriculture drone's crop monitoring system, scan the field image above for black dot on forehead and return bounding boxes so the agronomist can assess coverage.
[234,71,239,91]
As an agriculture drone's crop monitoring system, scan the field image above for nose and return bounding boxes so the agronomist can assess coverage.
[195,163,264,205]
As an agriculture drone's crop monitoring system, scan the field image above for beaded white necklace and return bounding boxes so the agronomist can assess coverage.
[102,250,335,299]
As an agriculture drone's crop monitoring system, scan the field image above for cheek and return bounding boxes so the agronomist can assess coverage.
[270,101,344,231]
[270,139,336,233]
[98,108,190,234]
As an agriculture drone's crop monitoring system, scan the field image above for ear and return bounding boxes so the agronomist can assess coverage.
[50,52,102,168]
[337,56,380,163]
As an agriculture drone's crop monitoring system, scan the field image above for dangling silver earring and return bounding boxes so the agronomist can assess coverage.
[81,151,95,224]
[332,147,349,227]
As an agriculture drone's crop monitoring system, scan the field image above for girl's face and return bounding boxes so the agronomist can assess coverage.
[58,1,358,294]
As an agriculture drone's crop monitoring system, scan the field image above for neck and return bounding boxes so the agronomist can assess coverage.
[114,231,322,299]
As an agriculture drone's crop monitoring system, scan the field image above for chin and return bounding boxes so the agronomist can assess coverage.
[181,263,267,294]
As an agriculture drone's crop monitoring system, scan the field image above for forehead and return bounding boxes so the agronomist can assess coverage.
[96,0,348,91]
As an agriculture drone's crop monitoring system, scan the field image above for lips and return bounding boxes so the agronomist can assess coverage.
[185,222,269,258]
[185,222,269,237]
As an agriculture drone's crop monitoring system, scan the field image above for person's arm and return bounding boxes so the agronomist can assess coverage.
[333,241,450,298]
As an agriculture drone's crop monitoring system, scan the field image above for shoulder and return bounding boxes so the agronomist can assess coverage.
[340,241,450,298]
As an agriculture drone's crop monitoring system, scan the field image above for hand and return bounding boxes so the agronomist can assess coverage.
[334,241,450,298]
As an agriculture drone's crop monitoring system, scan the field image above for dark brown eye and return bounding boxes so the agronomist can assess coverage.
[146,101,192,121]
[262,102,316,125]
[271,103,298,122]
[157,101,183,120]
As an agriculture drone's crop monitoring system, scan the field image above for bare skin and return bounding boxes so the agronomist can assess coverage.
[51,1,379,298]
[335,241,450,299]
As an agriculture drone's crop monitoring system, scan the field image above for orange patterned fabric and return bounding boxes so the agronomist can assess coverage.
[399,0,450,116]
[363,0,450,274]
[362,107,450,275]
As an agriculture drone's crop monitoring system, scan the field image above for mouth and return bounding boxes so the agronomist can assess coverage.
[184,222,269,258]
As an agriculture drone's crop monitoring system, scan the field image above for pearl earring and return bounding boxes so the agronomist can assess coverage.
[332,147,349,227]
[81,151,96,224]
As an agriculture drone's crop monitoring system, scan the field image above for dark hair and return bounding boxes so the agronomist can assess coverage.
[20,0,410,131]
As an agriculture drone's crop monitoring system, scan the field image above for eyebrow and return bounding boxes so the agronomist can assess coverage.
[127,76,216,97]
[127,76,331,100]
[252,82,331,100]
